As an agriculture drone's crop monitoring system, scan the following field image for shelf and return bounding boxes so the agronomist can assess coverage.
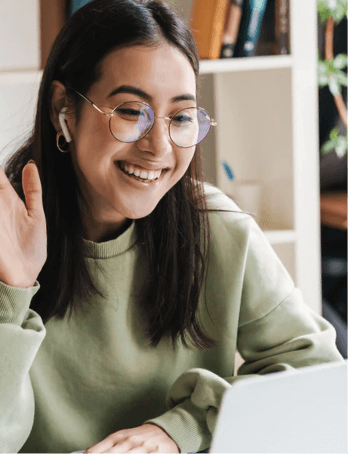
[199,55,293,74]
[0,56,293,80]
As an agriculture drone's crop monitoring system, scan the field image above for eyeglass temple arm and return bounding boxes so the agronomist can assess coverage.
[75,90,113,117]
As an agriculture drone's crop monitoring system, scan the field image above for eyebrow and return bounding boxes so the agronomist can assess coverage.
[107,85,196,103]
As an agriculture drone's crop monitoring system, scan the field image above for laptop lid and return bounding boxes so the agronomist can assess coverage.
[209,360,347,453]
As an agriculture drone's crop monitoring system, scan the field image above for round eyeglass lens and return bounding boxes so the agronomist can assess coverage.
[109,102,211,147]
[110,102,154,143]
[170,107,211,148]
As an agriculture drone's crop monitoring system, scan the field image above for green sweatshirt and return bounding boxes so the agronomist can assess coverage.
[0,182,343,453]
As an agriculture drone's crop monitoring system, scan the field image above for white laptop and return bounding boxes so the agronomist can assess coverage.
[209,360,348,453]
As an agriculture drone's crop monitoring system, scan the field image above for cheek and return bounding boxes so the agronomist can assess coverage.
[164,150,195,192]
[74,117,116,159]
[87,120,110,147]
[176,149,195,174]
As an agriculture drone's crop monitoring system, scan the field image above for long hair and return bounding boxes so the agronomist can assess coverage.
[3,0,245,351]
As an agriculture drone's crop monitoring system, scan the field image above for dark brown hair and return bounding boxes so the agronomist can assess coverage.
[4,0,247,351]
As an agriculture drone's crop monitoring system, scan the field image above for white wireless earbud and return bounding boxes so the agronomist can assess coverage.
[58,107,72,143]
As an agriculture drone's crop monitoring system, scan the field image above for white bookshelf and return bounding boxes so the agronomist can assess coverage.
[174,0,322,317]
[199,54,293,74]
[0,0,322,318]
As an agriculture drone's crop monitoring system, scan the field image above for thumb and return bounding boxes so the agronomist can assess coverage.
[22,160,44,219]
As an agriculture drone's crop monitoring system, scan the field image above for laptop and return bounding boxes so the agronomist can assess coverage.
[209,360,348,453]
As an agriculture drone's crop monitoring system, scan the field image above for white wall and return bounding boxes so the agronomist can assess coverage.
[0,0,41,165]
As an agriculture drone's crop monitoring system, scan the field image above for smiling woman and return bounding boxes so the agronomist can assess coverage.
[5,0,214,346]
[0,1,344,454]
[50,43,200,239]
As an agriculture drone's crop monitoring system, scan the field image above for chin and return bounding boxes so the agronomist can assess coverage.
[123,204,159,220]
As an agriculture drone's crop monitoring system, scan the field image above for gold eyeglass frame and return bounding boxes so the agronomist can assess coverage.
[74,90,217,148]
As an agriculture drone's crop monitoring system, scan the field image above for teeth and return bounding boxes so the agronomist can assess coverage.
[120,161,162,180]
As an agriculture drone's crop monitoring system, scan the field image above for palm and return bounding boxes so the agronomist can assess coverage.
[0,162,47,288]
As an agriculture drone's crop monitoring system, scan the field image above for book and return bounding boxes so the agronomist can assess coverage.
[273,0,290,55]
[190,0,231,60]
[40,0,67,69]
[220,0,245,58]
[234,0,269,57]
[69,0,92,16]
[255,0,276,56]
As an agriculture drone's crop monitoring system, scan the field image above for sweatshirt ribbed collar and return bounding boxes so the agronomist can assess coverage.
[82,220,138,259]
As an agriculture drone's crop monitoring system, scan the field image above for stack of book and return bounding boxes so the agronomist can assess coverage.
[190,0,290,60]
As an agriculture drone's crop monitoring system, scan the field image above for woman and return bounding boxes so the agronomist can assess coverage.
[0,0,343,453]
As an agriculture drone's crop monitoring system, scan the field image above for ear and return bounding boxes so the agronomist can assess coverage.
[50,80,75,136]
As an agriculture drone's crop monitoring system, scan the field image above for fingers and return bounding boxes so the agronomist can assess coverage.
[0,162,11,188]
[0,162,24,201]
[22,160,44,219]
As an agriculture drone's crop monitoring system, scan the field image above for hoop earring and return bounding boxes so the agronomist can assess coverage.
[56,131,70,153]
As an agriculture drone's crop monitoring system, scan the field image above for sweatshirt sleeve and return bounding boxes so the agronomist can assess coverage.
[144,195,344,453]
[0,280,46,453]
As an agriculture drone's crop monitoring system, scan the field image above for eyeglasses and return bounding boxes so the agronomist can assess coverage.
[74,90,217,148]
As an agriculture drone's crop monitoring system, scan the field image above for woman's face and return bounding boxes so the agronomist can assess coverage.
[51,43,197,242]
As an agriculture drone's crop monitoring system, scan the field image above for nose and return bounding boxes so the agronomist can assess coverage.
[136,116,173,157]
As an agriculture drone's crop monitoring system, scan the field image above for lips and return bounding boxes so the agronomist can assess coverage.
[118,161,162,181]
[116,161,168,185]
[118,162,158,182]
[118,160,167,172]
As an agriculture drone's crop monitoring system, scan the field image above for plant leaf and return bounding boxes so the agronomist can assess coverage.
[328,75,341,95]
[317,0,347,24]
[335,136,348,157]
[335,69,348,87]
[318,0,331,23]
[321,139,336,155]
[323,59,332,70]
[318,61,329,85]
[333,53,348,69]
[330,126,339,140]
[318,75,329,86]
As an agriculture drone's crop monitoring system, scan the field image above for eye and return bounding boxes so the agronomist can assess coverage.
[171,112,194,126]
[118,108,142,116]
[115,108,145,120]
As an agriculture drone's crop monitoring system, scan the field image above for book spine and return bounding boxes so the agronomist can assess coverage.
[220,0,245,58]
[236,0,269,57]
[255,0,276,56]
[69,0,92,15]
[190,0,231,60]
[274,0,290,55]
[40,0,67,69]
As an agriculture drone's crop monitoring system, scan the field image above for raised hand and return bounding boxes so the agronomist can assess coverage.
[0,161,47,288]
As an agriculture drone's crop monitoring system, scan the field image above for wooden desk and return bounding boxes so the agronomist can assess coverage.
[320,190,347,230]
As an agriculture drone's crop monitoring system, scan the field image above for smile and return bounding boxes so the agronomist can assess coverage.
[118,161,163,182]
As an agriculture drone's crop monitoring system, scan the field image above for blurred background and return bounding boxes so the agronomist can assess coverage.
[0,0,347,358]
[317,12,347,359]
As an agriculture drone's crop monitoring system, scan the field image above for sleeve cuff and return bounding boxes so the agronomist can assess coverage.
[144,398,212,454]
[0,280,40,325]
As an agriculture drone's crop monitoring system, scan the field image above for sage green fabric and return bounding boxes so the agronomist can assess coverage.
[0,182,343,453]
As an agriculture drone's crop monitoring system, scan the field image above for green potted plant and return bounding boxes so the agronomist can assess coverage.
[318,0,348,158]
